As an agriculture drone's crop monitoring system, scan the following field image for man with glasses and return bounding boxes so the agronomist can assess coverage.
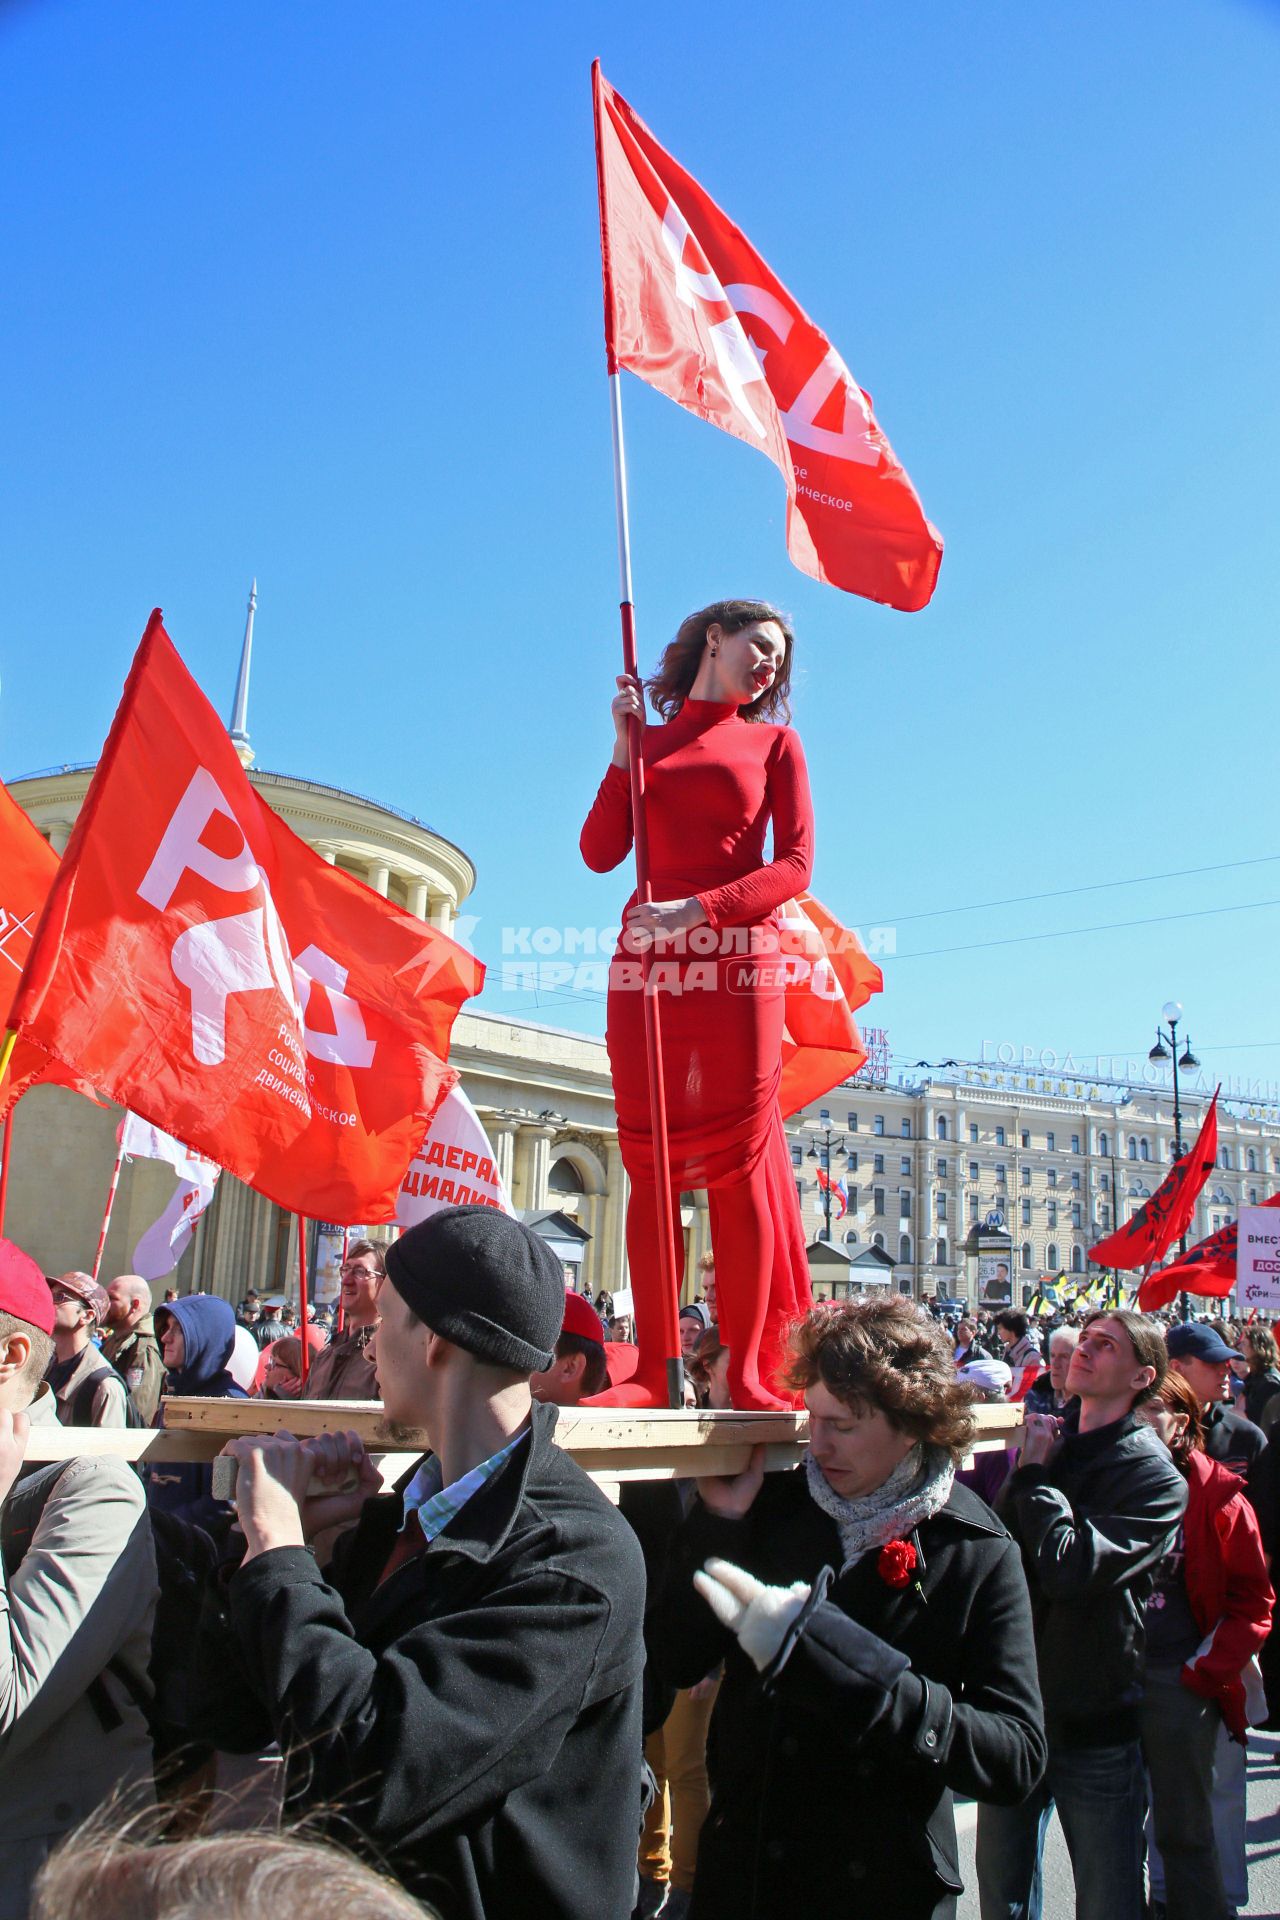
[301,1239,384,1401]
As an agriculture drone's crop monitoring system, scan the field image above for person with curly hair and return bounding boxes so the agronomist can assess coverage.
[652,1297,1046,1918]
[580,600,814,1410]
[1231,1323,1280,1431]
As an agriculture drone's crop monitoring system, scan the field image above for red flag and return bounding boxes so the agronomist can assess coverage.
[1088,1091,1220,1273]
[0,781,97,1112]
[1137,1191,1280,1312]
[777,893,882,1118]
[12,612,483,1223]
[593,63,943,611]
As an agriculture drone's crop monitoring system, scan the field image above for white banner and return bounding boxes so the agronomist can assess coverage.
[395,1084,512,1228]
[1237,1206,1280,1315]
[120,1107,221,1281]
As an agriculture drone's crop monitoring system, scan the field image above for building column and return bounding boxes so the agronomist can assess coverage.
[407,878,430,921]
[315,845,338,865]
[602,1137,630,1293]
[368,863,390,898]
[47,822,72,855]
[428,890,456,934]
[513,1122,556,1212]
[485,1119,517,1199]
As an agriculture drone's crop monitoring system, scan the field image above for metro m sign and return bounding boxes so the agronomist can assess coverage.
[12,613,482,1221]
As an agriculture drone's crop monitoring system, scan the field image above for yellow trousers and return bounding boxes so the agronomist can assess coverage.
[639,1681,719,1894]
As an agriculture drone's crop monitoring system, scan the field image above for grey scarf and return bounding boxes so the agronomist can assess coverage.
[805,1442,954,1571]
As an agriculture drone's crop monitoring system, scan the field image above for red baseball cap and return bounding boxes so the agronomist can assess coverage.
[561,1290,606,1344]
[0,1238,56,1336]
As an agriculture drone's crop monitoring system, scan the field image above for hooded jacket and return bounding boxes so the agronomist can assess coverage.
[1177,1449,1273,1741]
[145,1295,246,1531]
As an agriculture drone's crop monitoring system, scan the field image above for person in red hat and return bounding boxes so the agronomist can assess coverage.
[0,1237,157,1915]
[530,1290,611,1405]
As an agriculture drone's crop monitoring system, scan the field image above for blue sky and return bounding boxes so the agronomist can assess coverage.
[3,0,1278,1102]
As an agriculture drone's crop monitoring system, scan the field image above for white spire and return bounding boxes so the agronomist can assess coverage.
[229,579,257,768]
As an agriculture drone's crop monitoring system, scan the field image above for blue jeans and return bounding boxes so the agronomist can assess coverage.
[975,1736,1147,1920]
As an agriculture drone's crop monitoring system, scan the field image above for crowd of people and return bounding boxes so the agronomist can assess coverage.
[1,1218,1277,1919]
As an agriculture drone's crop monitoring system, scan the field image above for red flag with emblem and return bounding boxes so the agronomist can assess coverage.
[11,612,483,1222]
[0,781,98,1113]
[777,893,882,1117]
[593,63,943,611]
[1137,1191,1280,1312]
[1088,1092,1220,1273]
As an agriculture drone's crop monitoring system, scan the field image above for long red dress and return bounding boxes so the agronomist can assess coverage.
[580,697,815,1408]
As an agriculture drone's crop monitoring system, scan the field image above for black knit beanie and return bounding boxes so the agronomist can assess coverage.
[384,1205,565,1373]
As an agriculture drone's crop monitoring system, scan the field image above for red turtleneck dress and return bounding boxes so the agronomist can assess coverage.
[580,698,815,1408]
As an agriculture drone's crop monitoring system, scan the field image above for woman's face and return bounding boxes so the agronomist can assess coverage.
[1139,1401,1188,1457]
[707,619,787,706]
[805,1379,917,1500]
[263,1351,301,1397]
[1232,1338,1251,1378]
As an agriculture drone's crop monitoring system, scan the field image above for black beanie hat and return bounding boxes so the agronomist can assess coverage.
[384,1206,565,1373]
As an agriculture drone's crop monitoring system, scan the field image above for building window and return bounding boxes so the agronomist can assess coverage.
[873,1187,885,1216]
[1021,1243,1032,1270]
[848,1151,859,1173]
[1047,1202,1058,1230]
[819,1108,830,1124]
[1071,1134,1080,1154]
[874,1153,885,1175]
[900,1190,912,1219]
[795,1180,804,1208]
[1071,1203,1082,1228]
[995,1164,1007,1184]
[873,1114,885,1136]
[1100,1205,1111,1229]
[1249,1189,1258,1207]
[1021,1166,1031,1187]
[996,1126,1006,1147]
[1140,1139,1150,1163]
[1046,1132,1055,1152]
[791,1142,803,1167]
[936,1116,948,1141]
[1220,1148,1233,1170]
[1100,1172,1110,1191]
[1072,1245,1084,1272]
[1047,1243,1059,1270]
[937,1158,948,1178]
[935,1237,948,1266]
[969,1160,979,1181]
[936,1193,947,1220]
[1098,1131,1109,1156]
[969,1194,980,1221]
[1021,1130,1030,1149]
[847,1185,858,1213]
[845,1228,858,1244]
[1021,1199,1032,1227]
[873,1231,885,1251]
[1071,1171,1081,1190]
[1128,1138,1138,1160]
[902,1118,912,1138]
[969,1123,978,1143]
[846,1112,859,1130]
[900,1156,911,1176]
[817,1226,830,1243]
[1247,1148,1257,1172]
[899,1234,912,1264]
[1047,1169,1057,1188]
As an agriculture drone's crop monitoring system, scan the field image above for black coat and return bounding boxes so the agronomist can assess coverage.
[999,1406,1187,1739]
[652,1470,1045,1920]
[191,1403,646,1920]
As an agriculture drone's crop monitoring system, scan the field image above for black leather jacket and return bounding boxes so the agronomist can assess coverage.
[999,1408,1186,1742]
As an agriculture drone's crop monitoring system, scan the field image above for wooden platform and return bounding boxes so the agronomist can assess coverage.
[21,1398,1022,1485]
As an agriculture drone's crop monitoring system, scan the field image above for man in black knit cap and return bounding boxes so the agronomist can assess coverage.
[196,1206,646,1920]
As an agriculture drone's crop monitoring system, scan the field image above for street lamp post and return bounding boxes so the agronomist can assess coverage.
[1148,1000,1201,1322]
[805,1121,849,1256]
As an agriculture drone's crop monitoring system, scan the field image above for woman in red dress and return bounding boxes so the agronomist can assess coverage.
[580,600,815,1410]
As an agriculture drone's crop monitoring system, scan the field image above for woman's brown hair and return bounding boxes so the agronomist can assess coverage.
[783,1297,976,1460]
[1145,1367,1206,1468]
[1239,1325,1278,1374]
[645,600,796,723]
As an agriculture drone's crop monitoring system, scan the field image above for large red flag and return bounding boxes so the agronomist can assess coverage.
[593,63,943,611]
[0,781,97,1113]
[12,612,483,1223]
[1088,1091,1220,1273]
[777,893,882,1118]
[1137,1191,1280,1313]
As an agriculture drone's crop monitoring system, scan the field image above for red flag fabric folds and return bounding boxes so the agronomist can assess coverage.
[1088,1091,1220,1273]
[0,780,97,1113]
[593,63,943,611]
[12,612,483,1223]
[777,893,882,1119]
[1137,1192,1280,1313]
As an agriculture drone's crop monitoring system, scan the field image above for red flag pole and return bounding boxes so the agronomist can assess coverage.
[91,1138,126,1282]
[605,367,685,1410]
[296,1215,311,1381]
[0,1103,14,1235]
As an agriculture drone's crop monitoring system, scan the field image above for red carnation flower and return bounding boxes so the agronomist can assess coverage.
[877,1539,918,1588]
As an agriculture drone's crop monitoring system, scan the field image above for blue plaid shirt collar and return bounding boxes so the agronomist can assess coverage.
[399,1426,529,1542]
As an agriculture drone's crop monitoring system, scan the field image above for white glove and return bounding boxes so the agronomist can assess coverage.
[693,1556,811,1672]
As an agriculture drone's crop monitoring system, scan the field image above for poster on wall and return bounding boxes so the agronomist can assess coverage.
[978,1249,1013,1308]
[312,1223,355,1307]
